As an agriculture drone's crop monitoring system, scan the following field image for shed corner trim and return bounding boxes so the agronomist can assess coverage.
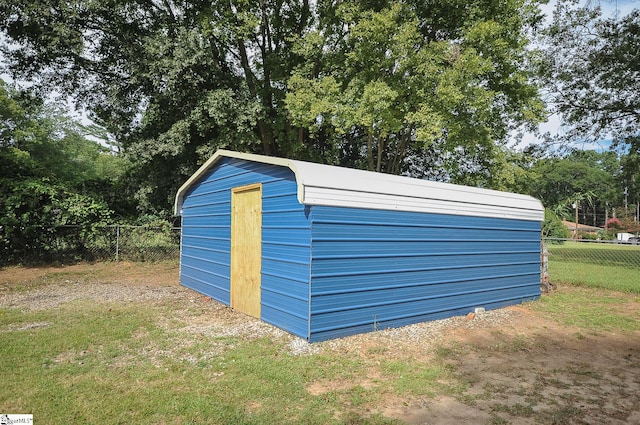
[174,150,304,215]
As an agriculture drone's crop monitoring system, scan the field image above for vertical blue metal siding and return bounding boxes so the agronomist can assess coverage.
[180,157,542,343]
[308,206,541,342]
[180,158,311,338]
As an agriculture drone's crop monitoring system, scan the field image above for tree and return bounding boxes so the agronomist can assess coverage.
[1,0,546,214]
[529,150,621,227]
[539,0,640,227]
[538,1,640,147]
[619,139,640,220]
[286,1,546,184]
[543,208,570,239]
[537,1,640,226]
[0,0,313,212]
[0,80,117,263]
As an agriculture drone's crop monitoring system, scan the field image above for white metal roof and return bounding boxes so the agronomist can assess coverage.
[174,150,544,221]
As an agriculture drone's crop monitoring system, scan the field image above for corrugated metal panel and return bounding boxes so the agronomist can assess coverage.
[175,150,544,222]
[180,158,311,339]
[308,206,541,342]
[177,152,545,343]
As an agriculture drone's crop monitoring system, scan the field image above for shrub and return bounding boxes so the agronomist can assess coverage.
[543,208,570,239]
[0,181,112,265]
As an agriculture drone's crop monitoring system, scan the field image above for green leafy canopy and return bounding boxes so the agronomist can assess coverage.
[1,0,546,213]
[285,1,545,181]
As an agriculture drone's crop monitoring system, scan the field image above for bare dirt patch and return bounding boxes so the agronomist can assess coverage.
[2,263,639,424]
[0,261,178,289]
[393,306,640,424]
[291,303,640,424]
[0,261,182,310]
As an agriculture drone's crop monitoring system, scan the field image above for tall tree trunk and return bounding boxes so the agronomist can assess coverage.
[391,129,411,175]
[376,137,384,173]
[237,40,272,155]
[259,0,275,155]
[367,130,374,171]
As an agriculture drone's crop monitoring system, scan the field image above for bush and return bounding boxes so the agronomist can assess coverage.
[598,229,617,240]
[579,231,598,240]
[117,222,179,261]
[0,180,113,265]
[543,208,570,239]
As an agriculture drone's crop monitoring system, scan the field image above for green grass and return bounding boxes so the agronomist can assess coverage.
[381,359,459,397]
[529,286,640,331]
[548,242,640,293]
[0,298,408,425]
[544,241,640,329]
[3,262,640,424]
[547,240,640,260]
[549,261,640,293]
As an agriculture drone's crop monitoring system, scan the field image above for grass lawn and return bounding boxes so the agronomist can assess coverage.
[2,262,640,424]
[1,300,406,424]
[547,241,640,293]
[529,285,640,331]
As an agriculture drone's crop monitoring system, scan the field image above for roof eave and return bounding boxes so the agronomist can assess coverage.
[175,149,545,222]
[174,150,303,215]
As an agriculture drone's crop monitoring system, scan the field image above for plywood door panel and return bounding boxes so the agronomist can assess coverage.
[231,184,262,318]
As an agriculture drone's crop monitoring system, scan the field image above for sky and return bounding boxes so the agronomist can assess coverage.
[516,0,639,152]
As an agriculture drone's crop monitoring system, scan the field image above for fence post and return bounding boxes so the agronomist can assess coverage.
[115,225,120,262]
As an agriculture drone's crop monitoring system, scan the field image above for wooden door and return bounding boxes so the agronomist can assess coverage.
[231,183,262,318]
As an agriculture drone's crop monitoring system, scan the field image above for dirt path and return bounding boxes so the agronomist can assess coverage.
[2,263,639,424]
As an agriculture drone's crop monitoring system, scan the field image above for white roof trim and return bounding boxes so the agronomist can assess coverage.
[174,150,305,214]
[175,150,544,221]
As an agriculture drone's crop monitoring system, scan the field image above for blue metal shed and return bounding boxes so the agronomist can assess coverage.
[174,150,544,342]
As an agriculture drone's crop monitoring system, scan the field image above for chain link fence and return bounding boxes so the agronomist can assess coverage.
[6,226,640,273]
[6,225,181,264]
[544,238,640,269]
[543,237,640,291]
